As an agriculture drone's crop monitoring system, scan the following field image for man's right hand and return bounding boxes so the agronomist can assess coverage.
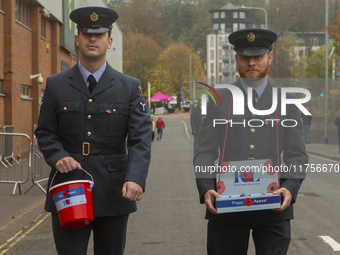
[204,189,221,214]
[55,157,81,173]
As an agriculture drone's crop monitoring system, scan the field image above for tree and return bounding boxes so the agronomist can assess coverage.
[151,43,204,109]
[327,11,340,55]
[113,0,170,48]
[270,34,296,78]
[123,33,162,95]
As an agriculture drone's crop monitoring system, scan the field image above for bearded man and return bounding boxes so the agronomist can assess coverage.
[194,29,308,255]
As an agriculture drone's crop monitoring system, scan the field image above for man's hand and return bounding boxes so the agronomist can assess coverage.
[122,181,143,201]
[273,187,292,212]
[55,157,81,173]
[204,189,221,214]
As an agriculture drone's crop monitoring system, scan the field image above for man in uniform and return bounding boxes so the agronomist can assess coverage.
[194,29,308,254]
[35,6,152,255]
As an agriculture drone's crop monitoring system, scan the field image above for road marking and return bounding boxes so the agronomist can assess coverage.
[182,121,192,140]
[0,212,50,255]
[319,236,340,251]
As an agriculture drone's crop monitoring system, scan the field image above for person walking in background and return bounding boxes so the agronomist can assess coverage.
[164,102,170,115]
[302,107,312,143]
[335,115,340,152]
[156,117,165,141]
[190,99,202,153]
[35,6,152,254]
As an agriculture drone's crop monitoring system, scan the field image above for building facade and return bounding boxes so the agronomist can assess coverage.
[206,3,266,84]
[0,0,122,138]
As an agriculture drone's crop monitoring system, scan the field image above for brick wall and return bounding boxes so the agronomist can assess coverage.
[0,1,76,137]
[0,10,5,127]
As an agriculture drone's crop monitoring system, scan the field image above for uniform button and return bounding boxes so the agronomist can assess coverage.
[249,144,255,150]
[252,113,256,117]
[87,115,92,120]
[63,107,67,111]
[250,128,255,133]
[88,99,93,103]
[113,108,116,113]
[87,132,92,137]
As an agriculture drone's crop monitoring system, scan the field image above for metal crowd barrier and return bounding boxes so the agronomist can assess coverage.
[28,135,50,194]
[0,132,31,195]
[0,129,51,195]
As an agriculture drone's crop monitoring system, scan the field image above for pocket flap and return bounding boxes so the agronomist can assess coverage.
[106,154,128,172]
[56,100,80,113]
[99,103,129,115]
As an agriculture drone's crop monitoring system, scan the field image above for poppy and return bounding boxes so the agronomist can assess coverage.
[267,182,279,193]
[217,181,226,195]
[241,168,252,182]
[244,198,253,206]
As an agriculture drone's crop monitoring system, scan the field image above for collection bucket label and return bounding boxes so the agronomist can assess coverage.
[53,186,87,211]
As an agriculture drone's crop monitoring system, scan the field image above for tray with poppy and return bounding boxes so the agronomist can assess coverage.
[216,159,281,213]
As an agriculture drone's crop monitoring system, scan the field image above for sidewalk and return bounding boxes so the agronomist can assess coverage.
[306,143,340,162]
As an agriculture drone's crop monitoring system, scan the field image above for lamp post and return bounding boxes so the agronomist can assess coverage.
[325,0,329,144]
[190,51,193,112]
[241,5,268,29]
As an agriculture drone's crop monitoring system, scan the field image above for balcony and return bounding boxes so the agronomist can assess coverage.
[222,67,235,76]
[222,55,235,63]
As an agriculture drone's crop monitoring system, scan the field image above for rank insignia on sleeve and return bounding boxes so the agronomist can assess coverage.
[139,101,147,113]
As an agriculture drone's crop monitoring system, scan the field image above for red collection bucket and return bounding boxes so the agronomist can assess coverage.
[49,168,94,228]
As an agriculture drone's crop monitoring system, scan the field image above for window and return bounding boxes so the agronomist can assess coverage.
[210,63,214,72]
[312,37,319,46]
[233,23,238,32]
[240,12,246,19]
[0,0,2,10]
[41,16,46,38]
[210,50,214,60]
[219,63,222,73]
[0,80,3,94]
[210,36,214,47]
[16,0,30,27]
[220,23,225,33]
[219,36,222,46]
[299,49,304,57]
[233,12,238,19]
[220,12,225,19]
[219,50,222,60]
[21,85,31,99]
[213,23,219,31]
[213,12,219,19]
[239,23,246,30]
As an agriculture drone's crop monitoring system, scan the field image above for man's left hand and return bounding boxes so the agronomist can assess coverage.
[122,181,143,201]
[273,187,292,212]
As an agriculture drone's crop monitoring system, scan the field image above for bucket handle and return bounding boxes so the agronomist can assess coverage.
[49,168,94,192]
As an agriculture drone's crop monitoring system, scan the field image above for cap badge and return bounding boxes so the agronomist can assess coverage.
[247,32,256,42]
[90,12,98,22]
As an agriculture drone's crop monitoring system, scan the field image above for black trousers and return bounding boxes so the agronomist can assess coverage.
[52,213,129,255]
[207,219,291,255]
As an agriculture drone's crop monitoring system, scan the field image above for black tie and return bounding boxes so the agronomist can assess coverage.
[88,75,97,93]
[252,89,258,106]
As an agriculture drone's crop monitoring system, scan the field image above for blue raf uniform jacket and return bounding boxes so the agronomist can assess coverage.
[35,63,152,217]
[194,80,308,224]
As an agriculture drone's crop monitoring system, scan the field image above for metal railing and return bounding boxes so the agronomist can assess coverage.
[0,132,31,195]
[0,128,51,195]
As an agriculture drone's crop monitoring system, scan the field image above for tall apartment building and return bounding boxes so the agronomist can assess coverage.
[0,0,122,138]
[206,3,265,84]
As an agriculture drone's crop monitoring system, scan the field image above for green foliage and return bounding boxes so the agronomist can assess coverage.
[150,42,204,108]
[123,33,162,94]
